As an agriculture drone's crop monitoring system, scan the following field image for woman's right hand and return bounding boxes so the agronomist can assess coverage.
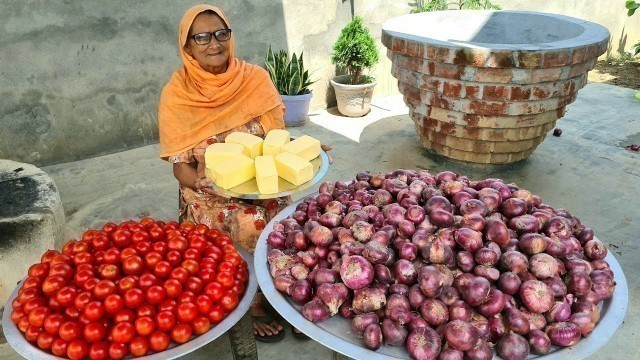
[194,176,216,195]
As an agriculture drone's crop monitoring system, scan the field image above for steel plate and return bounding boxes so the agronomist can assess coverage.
[3,246,258,360]
[254,199,628,360]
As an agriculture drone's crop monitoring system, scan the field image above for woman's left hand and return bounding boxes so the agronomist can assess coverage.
[321,144,334,164]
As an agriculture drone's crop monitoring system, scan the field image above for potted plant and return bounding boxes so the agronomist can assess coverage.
[330,16,379,117]
[265,46,315,127]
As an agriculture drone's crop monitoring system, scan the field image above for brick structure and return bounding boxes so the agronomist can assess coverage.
[382,11,609,164]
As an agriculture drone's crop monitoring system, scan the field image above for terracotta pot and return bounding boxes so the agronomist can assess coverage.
[330,75,377,117]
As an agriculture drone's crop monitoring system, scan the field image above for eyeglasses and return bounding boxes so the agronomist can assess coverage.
[190,29,232,45]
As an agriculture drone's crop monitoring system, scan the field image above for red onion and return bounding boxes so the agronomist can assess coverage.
[419,298,449,326]
[545,322,581,347]
[496,332,530,360]
[545,301,571,322]
[389,283,409,296]
[406,327,441,360]
[527,329,551,355]
[577,227,595,244]
[508,214,540,234]
[438,346,464,360]
[500,251,529,274]
[316,283,349,316]
[497,272,521,295]
[501,198,528,218]
[418,266,445,298]
[519,280,554,313]
[460,213,486,232]
[381,318,408,347]
[363,323,383,350]
[590,270,616,301]
[566,271,593,297]
[584,239,608,260]
[351,312,379,334]
[351,221,374,242]
[301,298,330,323]
[484,219,510,248]
[465,340,492,360]
[362,241,391,265]
[339,255,374,290]
[459,199,488,217]
[454,228,483,253]
[444,320,479,351]
[456,251,476,273]
[529,253,559,279]
[352,287,386,314]
[461,276,490,307]
[477,288,506,318]
[274,275,296,295]
[569,312,596,336]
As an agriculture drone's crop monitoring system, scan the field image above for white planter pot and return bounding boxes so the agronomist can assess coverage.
[281,92,313,127]
[330,75,377,117]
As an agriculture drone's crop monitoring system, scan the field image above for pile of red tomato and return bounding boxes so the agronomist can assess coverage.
[8,218,249,359]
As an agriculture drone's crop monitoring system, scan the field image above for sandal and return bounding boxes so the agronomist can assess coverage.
[253,315,285,343]
[291,325,310,340]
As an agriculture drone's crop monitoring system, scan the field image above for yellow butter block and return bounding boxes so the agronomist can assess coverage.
[204,143,245,168]
[211,154,255,189]
[255,155,279,194]
[262,129,291,156]
[205,167,214,181]
[275,152,313,186]
[281,135,321,161]
[225,132,263,159]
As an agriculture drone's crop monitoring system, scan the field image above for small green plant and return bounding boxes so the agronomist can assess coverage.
[265,46,315,96]
[626,1,640,55]
[331,16,379,85]
[411,0,501,13]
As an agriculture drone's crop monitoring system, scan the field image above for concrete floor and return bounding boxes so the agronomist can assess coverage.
[2,83,639,359]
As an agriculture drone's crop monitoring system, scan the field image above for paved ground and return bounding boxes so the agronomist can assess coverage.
[2,83,639,359]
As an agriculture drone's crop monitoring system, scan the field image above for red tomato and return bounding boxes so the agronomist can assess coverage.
[21,276,42,290]
[67,339,89,360]
[91,234,110,251]
[36,331,55,350]
[189,235,208,252]
[18,317,31,333]
[58,321,82,341]
[18,287,40,304]
[131,230,150,244]
[49,263,74,279]
[73,291,93,310]
[77,263,93,273]
[195,224,209,234]
[217,261,236,274]
[122,255,144,276]
[177,302,198,323]
[116,276,138,294]
[51,338,69,356]
[180,221,196,231]
[204,246,224,262]
[200,257,217,270]
[111,229,132,248]
[157,299,177,314]
[140,217,155,226]
[192,315,211,335]
[166,250,183,267]
[224,252,243,267]
[135,316,155,337]
[42,275,67,296]
[101,222,117,234]
[148,227,165,242]
[28,306,50,327]
[73,252,94,266]
[148,331,170,352]
[83,301,105,322]
[83,278,100,292]
[145,285,166,305]
[50,254,73,267]
[136,303,156,318]
[217,236,233,247]
[231,279,246,296]
[152,241,168,255]
[65,306,81,320]
[183,248,201,262]
[206,228,222,239]
[83,322,106,342]
[12,297,23,310]
[177,291,196,304]
[235,268,249,283]
[155,311,176,332]
[48,296,65,312]
[93,280,116,300]
[129,336,149,357]
[153,260,172,278]
[10,307,26,324]
[114,308,135,323]
[144,252,163,268]
[164,221,179,231]
[185,276,204,293]
[170,267,189,283]
[163,279,182,299]
[74,269,94,287]
[61,242,76,256]
[195,295,213,315]
[23,297,46,314]
[44,313,66,334]
[108,342,129,359]
[89,341,109,360]
[129,223,145,233]
[98,264,120,281]
[41,250,61,264]
[199,268,217,283]
[139,273,158,290]
[111,321,135,343]
[119,248,138,262]
[103,294,124,314]
[220,291,239,312]
[82,230,99,243]
[170,323,193,344]
[216,271,234,288]
[204,282,224,303]
[181,259,200,275]
[123,288,144,309]
[102,248,121,265]
[73,241,90,254]
[133,241,152,255]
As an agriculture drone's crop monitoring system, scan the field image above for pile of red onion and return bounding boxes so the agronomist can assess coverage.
[266,169,616,360]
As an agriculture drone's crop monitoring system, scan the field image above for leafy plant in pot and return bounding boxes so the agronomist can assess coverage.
[265,46,315,127]
[330,16,379,117]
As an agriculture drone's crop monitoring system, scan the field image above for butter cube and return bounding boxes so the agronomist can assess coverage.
[204,143,245,168]
[275,152,313,186]
[211,154,255,189]
[225,132,263,158]
[281,135,321,161]
[255,155,279,194]
[262,129,291,156]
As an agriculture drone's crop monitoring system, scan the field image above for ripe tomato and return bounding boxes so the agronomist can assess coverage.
[21,276,42,290]
[58,321,82,341]
[73,241,90,254]
[140,217,155,226]
[148,227,165,242]
[220,291,239,312]
[73,291,93,310]
[41,250,61,264]
[129,223,145,233]
[89,341,109,360]
[163,279,182,298]
[82,230,99,243]
[51,338,69,356]
[83,301,105,322]
[49,263,73,280]
[135,316,155,336]
[98,264,120,281]
[189,235,208,252]
[83,277,100,292]
[111,229,132,248]
[101,222,117,234]
[231,279,245,296]
[44,313,66,334]
[139,273,158,290]
[185,276,204,293]
[122,255,144,276]
[177,302,198,323]
[123,288,144,309]
[153,260,172,278]
[180,221,196,231]
[111,321,135,343]
[42,275,67,296]
[119,247,138,262]
[136,303,156,318]
[83,322,106,342]
[61,242,76,256]
[200,257,217,270]
[206,228,222,239]
[149,331,170,352]
[204,282,224,303]
[183,248,201,262]
[91,234,110,251]
[102,248,121,265]
[116,276,138,294]
[93,280,116,300]
[155,311,176,332]
[199,268,217,283]
[195,224,209,234]
[164,221,180,231]
[114,308,135,323]
[23,297,46,314]
[133,241,152,255]
[36,331,55,350]
[103,294,124,314]
[74,269,94,287]
[145,285,166,305]
[195,295,213,315]
[181,259,200,275]
[192,315,211,335]
[204,246,224,262]
[217,261,236,275]
[217,236,233,248]
[157,299,177,314]
[235,268,249,283]
[12,297,23,310]
[170,267,189,283]
[177,291,196,304]
[48,296,65,312]
[131,231,150,243]
[67,339,89,360]
[73,252,94,266]
[223,252,243,267]
[170,323,192,344]
[166,250,183,267]
[129,336,149,356]
[216,271,234,288]
[65,306,81,320]
[10,307,26,324]
[18,287,40,304]
[144,252,163,268]
[28,306,50,327]
[168,236,188,252]
[50,254,73,267]
[18,316,31,332]
[152,241,168,255]
[108,342,129,359]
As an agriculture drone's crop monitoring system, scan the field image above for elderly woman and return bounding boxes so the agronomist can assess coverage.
[158,4,317,342]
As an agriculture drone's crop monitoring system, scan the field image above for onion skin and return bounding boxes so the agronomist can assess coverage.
[545,321,581,347]
[406,327,441,360]
[301,299,331,323]
[444,320,479,351]
[381,318,408,347]
[438,346,464,360]
[477,288,506,318]
[527,329,551,355]
[363,323,383,350]
[496,332,530,360]
[484,219,510,248]
[340,255,374,290]
[529,253,559,279]
[465,340,492,360]
[519,280,554,313]
[419,299,449,326]
[497,272,522,296]
[584,239,608,260]
[317,283,349,316]
[352,287,387,314]
[448,300,472,322]
[351,312,379,334]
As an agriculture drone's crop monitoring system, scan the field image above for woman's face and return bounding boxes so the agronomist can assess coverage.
[184,12,231,74]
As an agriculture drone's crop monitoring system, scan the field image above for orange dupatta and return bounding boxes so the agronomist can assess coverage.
[158,4,284,159]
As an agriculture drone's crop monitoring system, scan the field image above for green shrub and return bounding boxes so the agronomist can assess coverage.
[331,16,379,85]
[265,46,315,96]
[411,0,501,13]
[626,1,640,55]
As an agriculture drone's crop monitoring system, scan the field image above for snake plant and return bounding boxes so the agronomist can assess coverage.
[265,46,315,96]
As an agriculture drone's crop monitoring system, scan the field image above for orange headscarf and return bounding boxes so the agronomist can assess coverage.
[158,4,284,158]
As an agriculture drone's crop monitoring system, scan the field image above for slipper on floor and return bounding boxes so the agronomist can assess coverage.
[291,325,310,340]
[253,315,285,343]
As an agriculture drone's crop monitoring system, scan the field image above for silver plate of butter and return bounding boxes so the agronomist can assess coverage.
[208,150,329,200]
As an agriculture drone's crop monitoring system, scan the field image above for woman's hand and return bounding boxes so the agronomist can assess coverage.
[194,176,216,195]
[321,144,334,164]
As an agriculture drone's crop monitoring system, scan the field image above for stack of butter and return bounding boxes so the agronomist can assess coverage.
[204,130,322,194]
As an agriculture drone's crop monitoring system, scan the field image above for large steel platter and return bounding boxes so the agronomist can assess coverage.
[3,246,258,360]
[254,198,628,360]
